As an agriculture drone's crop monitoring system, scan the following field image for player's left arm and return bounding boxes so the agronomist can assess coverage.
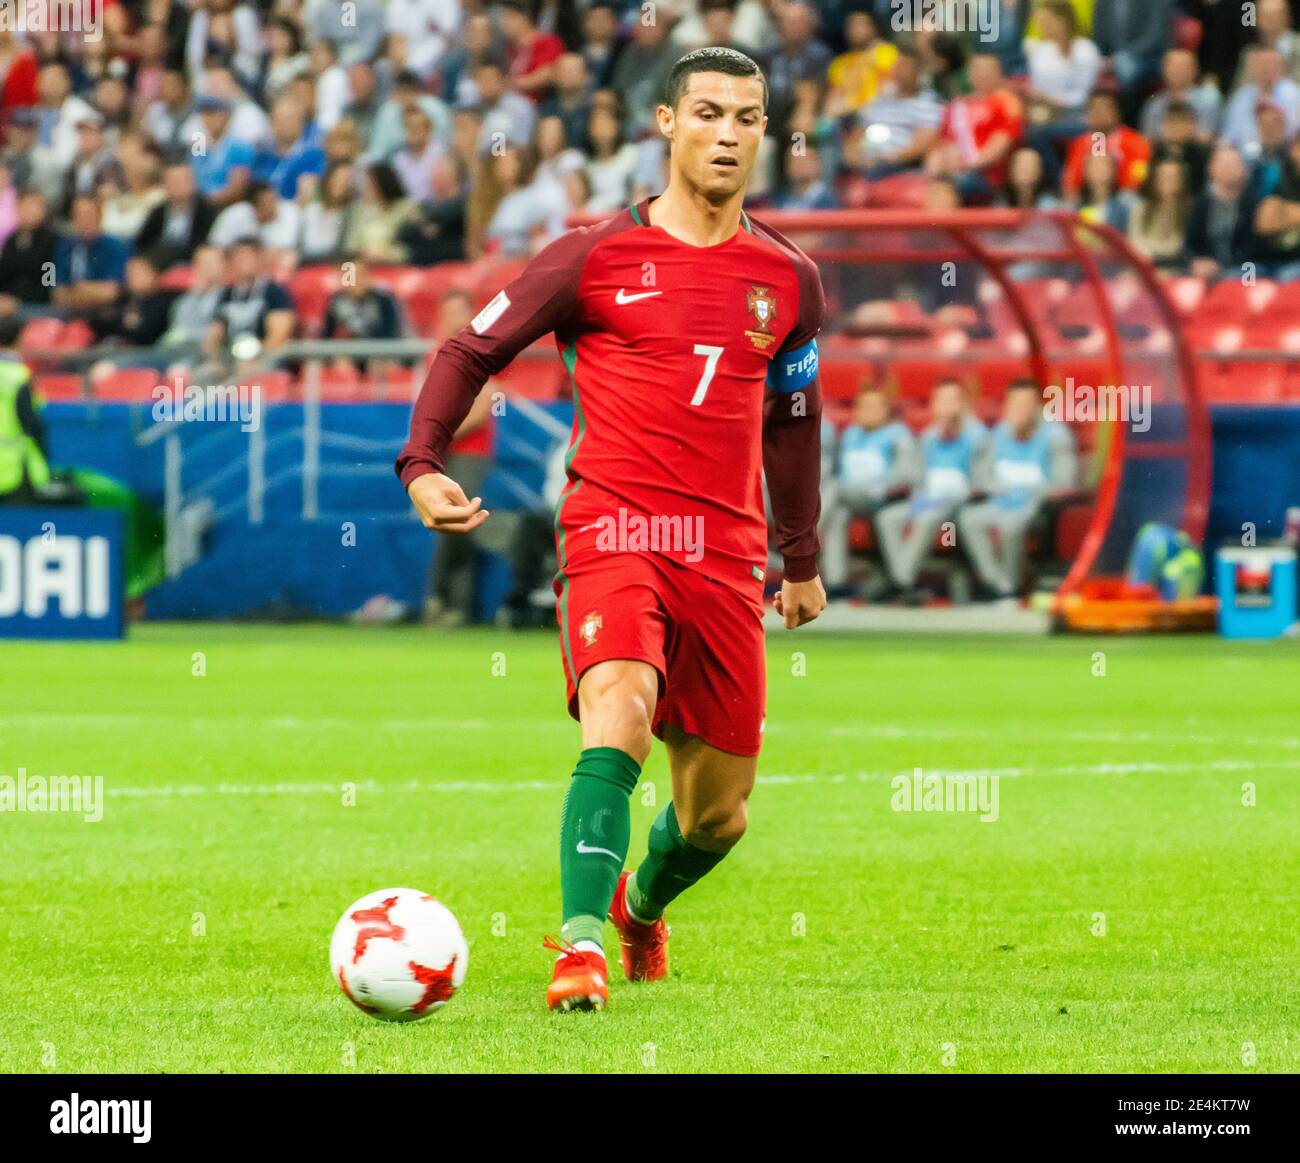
[764,256,828,630]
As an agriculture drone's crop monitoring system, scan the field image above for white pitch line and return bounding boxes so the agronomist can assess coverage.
[2,712,1297,752]
[98,757,1300,799]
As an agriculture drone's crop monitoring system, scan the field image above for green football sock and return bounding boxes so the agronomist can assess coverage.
[625,803,725,923]
[558,747,640,951]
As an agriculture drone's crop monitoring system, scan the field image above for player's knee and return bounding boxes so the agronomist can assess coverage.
[579,666,656,764]
[681,798,748,853]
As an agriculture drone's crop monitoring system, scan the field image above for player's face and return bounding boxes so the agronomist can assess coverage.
[660,73,767,201]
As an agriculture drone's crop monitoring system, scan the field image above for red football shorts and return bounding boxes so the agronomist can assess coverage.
[553,549,767,757]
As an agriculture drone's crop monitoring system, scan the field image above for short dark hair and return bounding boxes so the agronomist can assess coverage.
[663,47,767,111]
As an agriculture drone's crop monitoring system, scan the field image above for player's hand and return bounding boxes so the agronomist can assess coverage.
[774,575,826,629]
[407,472,489,535]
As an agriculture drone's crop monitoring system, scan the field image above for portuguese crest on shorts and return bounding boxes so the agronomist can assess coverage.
[579,611,602,648]
[745,285,778,350]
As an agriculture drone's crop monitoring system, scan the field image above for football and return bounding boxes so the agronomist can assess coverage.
[330,888,469,1021]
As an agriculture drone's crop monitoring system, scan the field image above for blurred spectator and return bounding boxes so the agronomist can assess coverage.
[163,244,226,346]
[824,10,895,118]
[876,378,989,601]
[90,254,177,346]
[1075,153,1136,231]
[0,164,15,245]
[52,196,130,316]
[309,0,388,68]
[34,62,96,174]
[370,68,452,163]
[822,384,919,597]
[1000,146,1063,209]
[677,0,766,59]
[100,137,165,243]
[927,54,1024,200]
[1253,136,1300,278]
[1,107,38,191]
[584,104,637,213]
[189,95,255,208]
[340,61,381,143]
[322,254,403,377]
[1222,48,1300,150]
[210,181,302,254]
[1148,101,1209,192]
[188,64,271,145]
[254,96,326,201]
[849,47,943,177]
[773,145,835,209]
[580,2,627,89]
[186,0,263,86]
[142,69,194,155]
[482,147,568,257]
[918,30,969,101]
[136,161,217,271]
[1234,0,1300,87]
[343,162,417,263]
[608,6,681,139]
[1062,90,1150,197]
[1128,158,1192,271]
[59,112,124,219]
[261,18,311,103]
[1023,0,1101,135]
[1090,0,1171,116]
[384,0,462,78]
[1186,145,1258,281]
[209,236,295,354]
[768,1,831,120]
[399,155,468,265]
[471,59,538,154]
[301,162,358,262]
[1138,48,1223,141]
[308,38,350,133]
[985,0,1031,79]
[0,191,57,317]
[959,380,1077,601]
[502,0,566,103]
[0,29,38,121]
[441,13,502,107]
[394,107,446,200]
[540,54,594,150]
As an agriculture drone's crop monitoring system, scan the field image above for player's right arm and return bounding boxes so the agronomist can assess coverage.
[396,230,591,533]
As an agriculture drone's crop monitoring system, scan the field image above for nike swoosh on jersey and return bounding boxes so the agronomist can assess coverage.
[614,289,663,304]
[575,840,621,859]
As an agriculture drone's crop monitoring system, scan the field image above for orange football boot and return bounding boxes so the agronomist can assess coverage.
[608,871,670,982]
[543,934,609,1012]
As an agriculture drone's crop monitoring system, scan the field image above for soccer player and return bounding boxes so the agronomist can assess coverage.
[396,47,827,1012]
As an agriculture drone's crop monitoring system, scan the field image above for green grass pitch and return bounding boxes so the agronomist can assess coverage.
[1,624,1297,1073]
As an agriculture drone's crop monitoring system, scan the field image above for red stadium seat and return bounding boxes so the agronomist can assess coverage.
[18,317,67,351]
[1198,359,1284,404]
[289,265,341,334]
[94,368,163,401]
[247,370,294,402]
[1163,276,1206,318]
[820,360,875,400]
[35,373,83,401]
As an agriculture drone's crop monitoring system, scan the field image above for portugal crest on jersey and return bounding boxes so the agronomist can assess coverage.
[579,611,602,648]
[745,286,778,351]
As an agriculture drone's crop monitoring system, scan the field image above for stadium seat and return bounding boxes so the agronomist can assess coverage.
[158,265,194,291]
[35,373,84,401]
[248,370,295,402]
[820,360,874,400]
[19,317,69,351]
[94,368,163,401]
[289,266,341,334]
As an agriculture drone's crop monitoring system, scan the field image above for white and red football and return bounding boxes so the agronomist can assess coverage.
[330,888,468,1021]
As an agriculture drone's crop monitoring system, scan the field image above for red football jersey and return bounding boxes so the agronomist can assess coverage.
[397,197,826,591]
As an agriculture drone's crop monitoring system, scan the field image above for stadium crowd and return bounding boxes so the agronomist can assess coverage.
[4,0,1300,340]
[0,0,1278,609]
